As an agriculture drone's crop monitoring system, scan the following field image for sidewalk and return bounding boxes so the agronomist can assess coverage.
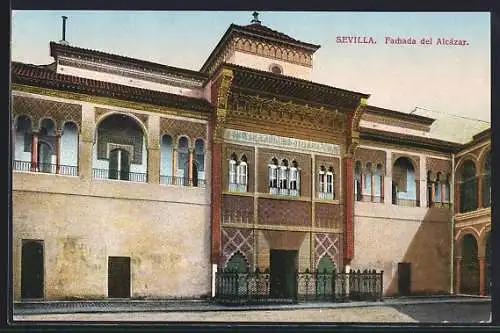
[13,295,491,315]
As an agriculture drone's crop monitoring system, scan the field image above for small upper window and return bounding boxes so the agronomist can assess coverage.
[270,64,283,74]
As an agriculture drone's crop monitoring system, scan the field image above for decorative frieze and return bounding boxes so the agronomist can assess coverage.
[227,93,346,134]
[160,117,207,145]
[12,95,82,132]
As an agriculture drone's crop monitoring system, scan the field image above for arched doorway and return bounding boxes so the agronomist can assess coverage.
[21,240,44,299]
[460,234,479,295]
[316,255,336,298]
[109,148,130,180]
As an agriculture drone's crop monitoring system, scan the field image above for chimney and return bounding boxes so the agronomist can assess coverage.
[59,16,69,45]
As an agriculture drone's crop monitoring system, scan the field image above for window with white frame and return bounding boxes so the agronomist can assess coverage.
[228,153,249,193]
[237,156,248,192]
[319,165,334,200]
[279,160,289,195]
[268,158,300,196]
[268,158,279,195]
[229,153,238,192]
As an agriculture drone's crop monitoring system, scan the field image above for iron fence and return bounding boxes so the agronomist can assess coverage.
[93,168,147,183]
[160,175,206,188]
[13,160,78,176]
[214,268,383,305]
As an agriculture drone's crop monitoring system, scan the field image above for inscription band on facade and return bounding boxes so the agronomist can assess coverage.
[224,129,341,155]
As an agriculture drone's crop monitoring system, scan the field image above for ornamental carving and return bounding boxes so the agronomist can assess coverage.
[160,117,207,145]
[213,69,234,140]
[95,108,149,131]
[227,93,346,133]
[354,148,386,173]
[426,157,452,180]
[232,37,313,67]
[351,99,367,134]
[314,233,342,268]
[12,95,82,132]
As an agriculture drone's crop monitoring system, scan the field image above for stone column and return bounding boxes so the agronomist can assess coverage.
[343,156,354,265]
[441,183,446,207]
[172,149,177,184]
[455,182,461,213]
[30,132,38,171]
[55,131,61,174]
[188,148,194,184]
[147,115,160,184]
[479,257,485,296]
[370,170,375,202]
[359,170,364,200]
[477,175,483,209]
[431,182,435,207]
[385,152,392,207]
[380,175,384,202]
[79,104,95,180]
[455,257,462,294]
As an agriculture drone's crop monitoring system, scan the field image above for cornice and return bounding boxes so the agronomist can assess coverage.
[12,83,210,121]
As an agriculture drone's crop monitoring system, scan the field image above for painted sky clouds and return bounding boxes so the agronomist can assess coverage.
[10,11,491,122]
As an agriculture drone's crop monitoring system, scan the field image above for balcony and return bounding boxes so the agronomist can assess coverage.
[93,168,147,183]
[269,187,300,197]
[356,193,384,203]
[160,175,206,188]
[13,160,78,176]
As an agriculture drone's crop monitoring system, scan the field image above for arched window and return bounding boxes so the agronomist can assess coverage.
[229,153,238,192]
[392,157,418,207]
[354,161,362,201]
[268,158,278,194]
[194,139,205,185]
[318,166,326,197]
[14,116,33,170]
[326,167,335,200]
[279,159,289,195]
[60,122,79,176]
[37,141,53,173]
[160,135,173,184]
[177,136,189,184]
[435,172,442,203]
[109,148,130,181]
[94,113,147,182]
[459,160,477,213]
[289,160,299,197]
[269,64,283,75]
[237,155,248,192]
[364,163,372,200]
[482,151,491,208]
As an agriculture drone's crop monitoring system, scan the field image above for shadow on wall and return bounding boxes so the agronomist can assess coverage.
[385,207,452,296]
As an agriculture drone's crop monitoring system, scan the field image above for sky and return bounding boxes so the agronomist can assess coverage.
[10,11,491,124]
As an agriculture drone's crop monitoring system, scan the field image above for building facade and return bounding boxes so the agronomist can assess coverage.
[11,14,490,300]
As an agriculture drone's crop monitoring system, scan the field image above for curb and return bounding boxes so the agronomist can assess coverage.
[13,297,491,315]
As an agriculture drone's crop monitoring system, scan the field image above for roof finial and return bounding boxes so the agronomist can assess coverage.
[59,16,69,45]
[251,11,261,25]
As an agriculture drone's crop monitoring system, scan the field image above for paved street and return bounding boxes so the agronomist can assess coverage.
[13,299,491,323]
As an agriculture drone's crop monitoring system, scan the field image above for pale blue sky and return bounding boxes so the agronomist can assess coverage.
[10,11,491,122]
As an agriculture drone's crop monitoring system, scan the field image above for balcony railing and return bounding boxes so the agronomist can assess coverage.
[318,192,335,200]
[93,168,147,183]
[13,160,78,176]
[429,201,451,209]
[394,198,420,207]
[160,175,206,188]
[356,194,384,203]
[228,182,248,193]
[269,187,300,197]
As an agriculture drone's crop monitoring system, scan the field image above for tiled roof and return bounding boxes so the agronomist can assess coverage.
[50,42,209,82]
[222,62,369,110]
[11,61,214,113]
[364,105,435,125]
[236,23,321,50]
[360,127,462,153]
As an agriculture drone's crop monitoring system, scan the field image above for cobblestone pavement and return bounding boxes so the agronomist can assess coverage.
[13,303,491,323]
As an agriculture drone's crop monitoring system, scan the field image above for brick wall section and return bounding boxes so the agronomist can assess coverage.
[258,198,311,227]
[315,203,343,229]
[257,148,311,197]
[222,194,254,224]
